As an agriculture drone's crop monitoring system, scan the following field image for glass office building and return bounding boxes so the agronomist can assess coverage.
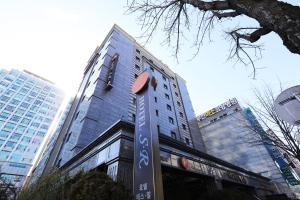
[197,99,294,196]
[0,69,64,187]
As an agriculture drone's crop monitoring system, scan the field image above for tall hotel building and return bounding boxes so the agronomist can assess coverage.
[39,25,277,199]
[197,99,297,196]
[0,69,64,187]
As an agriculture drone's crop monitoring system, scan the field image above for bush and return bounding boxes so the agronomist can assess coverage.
[17,170,132,200]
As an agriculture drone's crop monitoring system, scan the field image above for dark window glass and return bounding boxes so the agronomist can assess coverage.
[163,84,168,90]
[37,131,46,137]
[20,102,30,108]
[168,117,174,124]
[155,110,159,116]
[162,75,166,81]
[177,101,181,106]
[171,131,176,139]
[135,65,140,70]
[165,93,170,100]
[167,104,172,111]
[154,97,157,103]
[4,105,15,112]
[182,124,186,130]
[0,95,10,102]
[10,99,20,105]
[75,112,79,120]
[0,112,10,120]
[136,56,140,62]
[11,115,21,122]
[19,88,29,94]
[179,112,184,118]
[185,138,190,145]
[10,133,21,140]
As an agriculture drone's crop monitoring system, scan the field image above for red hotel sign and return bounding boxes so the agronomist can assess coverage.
[132,71,150,94]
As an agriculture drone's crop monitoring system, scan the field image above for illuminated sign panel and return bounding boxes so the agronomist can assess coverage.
[199,98,238,120]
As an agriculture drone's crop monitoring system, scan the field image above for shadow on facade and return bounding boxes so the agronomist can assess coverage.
[162,165,258,200]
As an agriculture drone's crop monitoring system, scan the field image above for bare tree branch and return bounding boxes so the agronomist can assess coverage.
[244,85,300,162]
[127,0,300,78]
[212,11,241,19]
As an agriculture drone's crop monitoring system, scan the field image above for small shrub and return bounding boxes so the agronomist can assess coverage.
[17,170,132,200]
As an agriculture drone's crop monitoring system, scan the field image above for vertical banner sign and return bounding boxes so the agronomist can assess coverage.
[132,70,164,200]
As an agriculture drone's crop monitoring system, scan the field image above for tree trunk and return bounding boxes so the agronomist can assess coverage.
[229,0,300,54]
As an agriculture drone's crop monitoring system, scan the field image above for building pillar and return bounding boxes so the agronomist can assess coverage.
[206,178,223,194]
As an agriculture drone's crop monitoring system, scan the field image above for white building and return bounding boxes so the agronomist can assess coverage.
[0,69,64,188]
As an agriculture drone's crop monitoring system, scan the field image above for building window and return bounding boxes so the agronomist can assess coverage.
[165,93,170,100]
[135,65,140,70]
[150,67,154,72]
[75,111,79,120]
[157,125,160,134]
[182,124,186,130]
[156,110,159,116]
[167,104,172,111]
[136,56,140,62]
[175,92,179,97]
[173,84,177,88]
[132,97,136,105]
[163,84,168,90]
[154,97,157,103]
[171,131,176,139]
[136,49,140,54]
[0,112,10,120]
[10,133,21,141]
[168,117,174,124]
[179,112,184,118]
[185,138,190,145]
[162,75,166,81]
[134,74,138,79]
[5,141,16,149]
[177,101,181,106]
[0,130,10,138]
[16,144,26,152]
[132,113,136,122]
[4,122,16,131]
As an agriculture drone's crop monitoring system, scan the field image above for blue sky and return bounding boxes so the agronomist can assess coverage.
[0,0,299,115]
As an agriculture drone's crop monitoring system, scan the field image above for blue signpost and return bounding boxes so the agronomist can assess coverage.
[132,68,164,200]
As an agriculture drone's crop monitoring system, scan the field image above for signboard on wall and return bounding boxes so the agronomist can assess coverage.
[198,98,238,120]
